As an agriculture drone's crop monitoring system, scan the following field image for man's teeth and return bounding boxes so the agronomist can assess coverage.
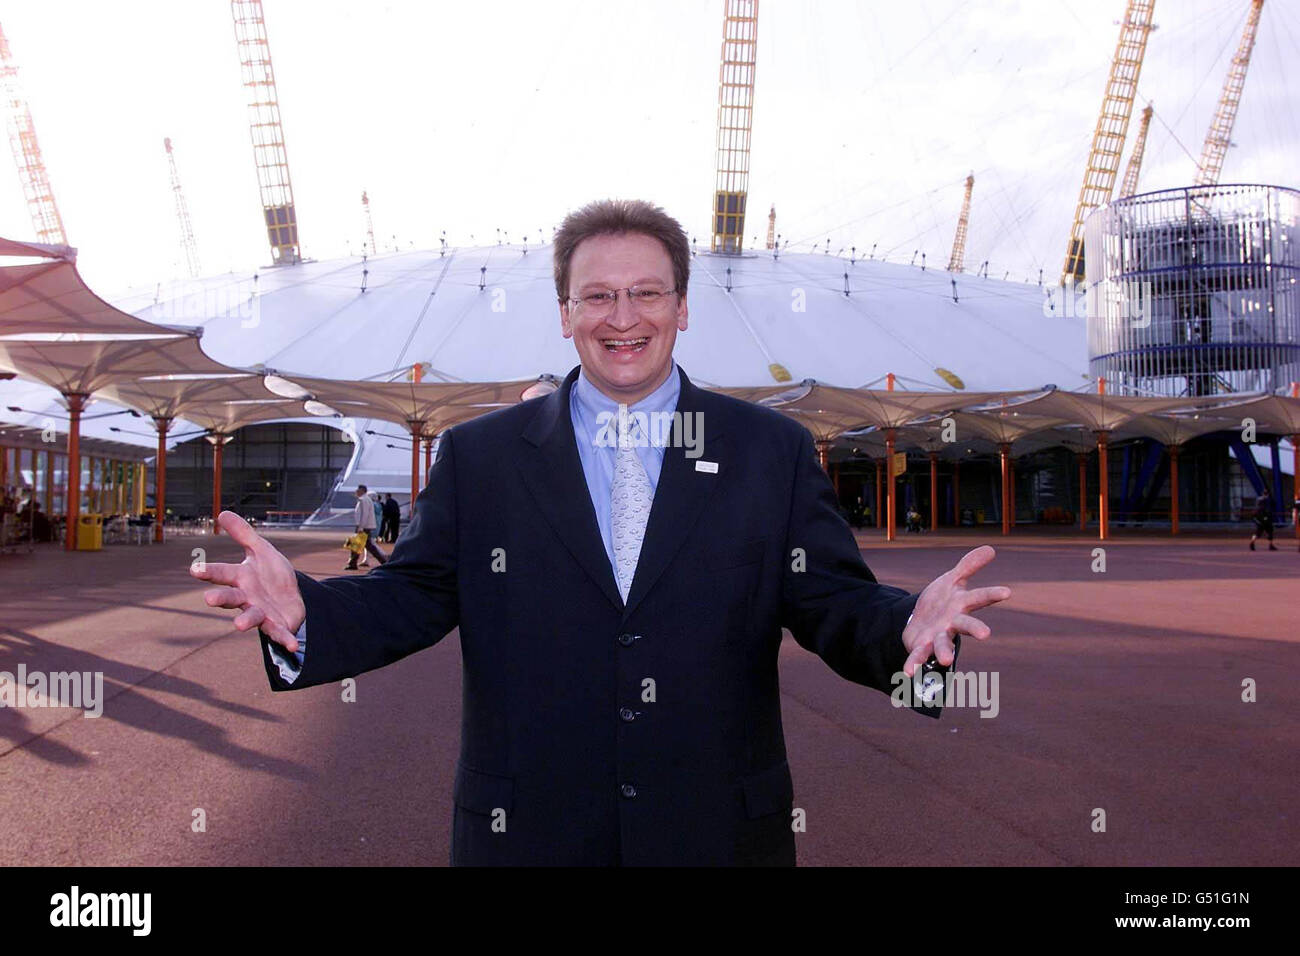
[604,337,649,349]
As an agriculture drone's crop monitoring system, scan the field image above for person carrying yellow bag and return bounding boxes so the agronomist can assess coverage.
[344,484,388,571]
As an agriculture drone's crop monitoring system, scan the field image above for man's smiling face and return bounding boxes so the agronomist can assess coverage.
[560,231,688,405]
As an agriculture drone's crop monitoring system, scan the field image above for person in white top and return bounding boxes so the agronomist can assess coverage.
[345,484,387,571]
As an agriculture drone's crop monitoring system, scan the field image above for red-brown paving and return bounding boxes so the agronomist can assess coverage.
[0,526,1295,865]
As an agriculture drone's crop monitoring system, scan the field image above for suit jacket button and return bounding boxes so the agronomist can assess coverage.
[617,633,636,647]
[619,707,636,722]
[620,783,637,799]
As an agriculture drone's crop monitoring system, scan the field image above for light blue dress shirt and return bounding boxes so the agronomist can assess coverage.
[569,360,680,572]
[268,361,682,685]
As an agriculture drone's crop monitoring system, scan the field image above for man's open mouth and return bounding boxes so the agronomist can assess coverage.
[602,337,650,354]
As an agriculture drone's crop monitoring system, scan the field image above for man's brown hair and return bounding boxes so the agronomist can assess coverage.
[552,199,690,303]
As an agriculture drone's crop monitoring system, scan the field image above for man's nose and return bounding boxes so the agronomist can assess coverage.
[605,291,639,329]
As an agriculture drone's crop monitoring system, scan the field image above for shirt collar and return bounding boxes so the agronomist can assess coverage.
[573,359,680,422]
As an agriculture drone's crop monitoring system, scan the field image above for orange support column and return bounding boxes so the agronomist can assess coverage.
[1097,431,1110,541]
[815,439,831,472]
[929,452,938,531]
[64,393,86,551]
[210,433,227,533]
[998,443,1011,536]
[1169,444,1180,535]
[153,416,171,543]
[874,458,883,529]
[408,422,423,509]
[952,460,960,528]
[1009,455,1016,529]
[43,449,54,516]
[885,429,897,541]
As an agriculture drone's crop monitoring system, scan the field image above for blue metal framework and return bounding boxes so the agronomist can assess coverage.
[1085,183,1300,397]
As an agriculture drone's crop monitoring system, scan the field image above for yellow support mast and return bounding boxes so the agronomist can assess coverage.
[0,22,67,246]
[164,138,201,278]
[1194,0,1265,187]
[765,204,775,250]
[947,174,975,272]
[1118,103,1153,197]
[361,190,377,255]
[711,0,758,255]
[231,0,301,265]
[1061,0,1156,286]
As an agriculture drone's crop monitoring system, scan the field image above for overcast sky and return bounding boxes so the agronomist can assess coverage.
[3,0,1298,293]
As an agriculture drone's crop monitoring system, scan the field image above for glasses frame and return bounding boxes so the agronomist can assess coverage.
[565,285,680,316]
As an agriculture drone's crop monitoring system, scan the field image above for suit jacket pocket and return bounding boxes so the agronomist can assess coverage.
[454,763,515,815]
[741,759,794,819]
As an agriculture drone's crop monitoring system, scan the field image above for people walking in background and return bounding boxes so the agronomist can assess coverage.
[1249,493,1277,551]
[360,493,384,565]
[381,493,401,542]
[345,484,387,570]
[849,496,865,529]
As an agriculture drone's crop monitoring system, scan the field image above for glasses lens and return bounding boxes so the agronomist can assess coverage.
[577,288,673,317]
[580,293,615,317]
[630,288,672,311]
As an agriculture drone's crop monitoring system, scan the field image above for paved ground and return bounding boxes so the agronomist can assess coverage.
[0,524,1295,866]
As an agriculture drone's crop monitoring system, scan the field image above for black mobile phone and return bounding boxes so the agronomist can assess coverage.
[912,634,961,719]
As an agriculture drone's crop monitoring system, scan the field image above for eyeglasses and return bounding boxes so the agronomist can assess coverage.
[567,286,679,319]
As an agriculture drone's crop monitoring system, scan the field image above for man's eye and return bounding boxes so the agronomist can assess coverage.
[584,292,614,303]
[632,290,663,300]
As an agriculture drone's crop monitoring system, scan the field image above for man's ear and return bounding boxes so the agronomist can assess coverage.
[560,301,573,339]
[677,296,688,332]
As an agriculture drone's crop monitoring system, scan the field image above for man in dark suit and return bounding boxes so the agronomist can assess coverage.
[194,199,1011,866]
[381,493,401,542]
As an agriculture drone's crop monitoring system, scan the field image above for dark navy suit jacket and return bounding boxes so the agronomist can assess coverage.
[260,364,933,865]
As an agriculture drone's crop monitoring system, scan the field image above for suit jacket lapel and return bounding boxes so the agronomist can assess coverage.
[517,366,625,611]
[517,363,731,618]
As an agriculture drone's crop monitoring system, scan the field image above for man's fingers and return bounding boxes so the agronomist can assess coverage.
[230,604,300,654]
[961,585,1012,610]
[190,561,242,586]
[217,510,264,553]
[951,612,991,640]
[902,641,931,678]
[204,586,249,609]
[233,605,265,632]
[931,631,957,667]
[259,615,300,654]
[952,544,996,581]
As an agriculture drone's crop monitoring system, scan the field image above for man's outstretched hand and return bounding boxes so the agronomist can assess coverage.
[900,545,1011,677]
[191,510,307,653]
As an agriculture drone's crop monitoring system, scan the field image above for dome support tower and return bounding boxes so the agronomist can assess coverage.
[711,0,758,255]
[231,0,301,265]
[1061,0,1155,285]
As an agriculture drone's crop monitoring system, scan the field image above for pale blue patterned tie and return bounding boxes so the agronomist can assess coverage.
[610,417,653,603]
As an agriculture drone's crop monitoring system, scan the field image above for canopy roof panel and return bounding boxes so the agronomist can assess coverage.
[0,331,210,397]
[0,251,186,337]
[264,370,560,432]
